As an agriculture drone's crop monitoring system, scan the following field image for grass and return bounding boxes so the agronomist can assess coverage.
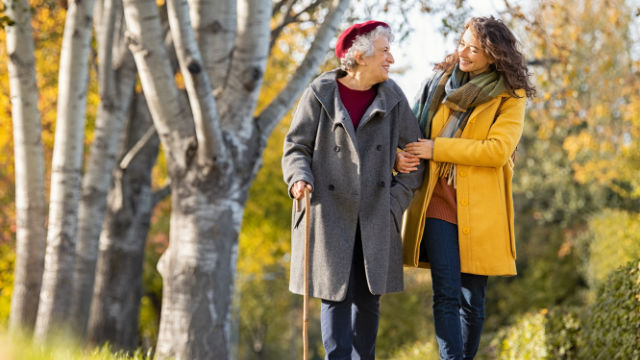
[0,330,152,360]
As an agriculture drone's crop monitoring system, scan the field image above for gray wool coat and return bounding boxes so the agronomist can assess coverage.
[282,69,425,301]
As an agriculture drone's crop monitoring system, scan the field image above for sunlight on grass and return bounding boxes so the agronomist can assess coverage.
[0,331,152,360]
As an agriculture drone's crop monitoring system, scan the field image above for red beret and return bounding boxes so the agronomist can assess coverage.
[335,20,390,59]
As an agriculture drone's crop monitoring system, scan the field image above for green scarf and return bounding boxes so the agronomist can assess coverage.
[413,65,508,184]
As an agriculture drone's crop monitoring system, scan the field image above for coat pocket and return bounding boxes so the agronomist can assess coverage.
[292,202,306,230]
[503,162,516,259]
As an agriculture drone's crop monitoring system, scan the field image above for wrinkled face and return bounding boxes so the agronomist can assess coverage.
[457,29,493,77]
[360,35,394,83]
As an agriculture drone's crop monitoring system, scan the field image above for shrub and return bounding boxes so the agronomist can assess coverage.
[487,259,640,360]
[579,260,640,360]
[488,307,581,360]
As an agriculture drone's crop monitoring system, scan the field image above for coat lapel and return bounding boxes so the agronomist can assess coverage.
[357,80,400,130]
[357,96,386,130]
[467,93,506,124]
[333,97,358,146]
[431,105,450,139]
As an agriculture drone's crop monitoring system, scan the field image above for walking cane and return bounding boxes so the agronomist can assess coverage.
[296,188,311,360]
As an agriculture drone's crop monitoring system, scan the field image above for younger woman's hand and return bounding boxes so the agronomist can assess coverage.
[404,138,434,160]
[395,151,420,173]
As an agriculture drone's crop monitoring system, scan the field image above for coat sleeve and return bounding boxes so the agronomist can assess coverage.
[390,95,426,216]
[282,87,321,198]
[432,91,526,168]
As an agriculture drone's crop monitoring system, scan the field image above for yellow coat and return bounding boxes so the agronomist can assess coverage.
[401,89,526,276]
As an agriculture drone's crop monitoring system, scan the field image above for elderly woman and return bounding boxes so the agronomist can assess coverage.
[396,16,536,359]
[282,21,424,359]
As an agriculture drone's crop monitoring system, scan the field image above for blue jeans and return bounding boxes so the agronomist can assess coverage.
[321,228,380,360]
[421,218,488,360]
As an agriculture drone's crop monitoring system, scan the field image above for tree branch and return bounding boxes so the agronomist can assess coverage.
[119,125,156,170]
[269,0,327,53]
[166,0,228,167]
[269,0,296,52]
[189,0,236,95]
[256,0,350,140]
[122,0,195,173]
[96,0,117,102]
[216,0,271,134]
[272,0,288,16]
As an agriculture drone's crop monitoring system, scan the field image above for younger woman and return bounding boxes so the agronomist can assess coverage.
[396,16,536,359]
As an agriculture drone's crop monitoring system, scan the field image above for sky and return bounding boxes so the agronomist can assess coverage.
[392,1,506,98]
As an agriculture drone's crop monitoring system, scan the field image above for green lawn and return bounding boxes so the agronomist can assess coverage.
[0,331,151,360]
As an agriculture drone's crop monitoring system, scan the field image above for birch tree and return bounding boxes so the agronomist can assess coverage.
[34,0,96,338]
[87,92,163,349]
[5,0,47,330]
[68,0,139,334]
[120,0,350,357]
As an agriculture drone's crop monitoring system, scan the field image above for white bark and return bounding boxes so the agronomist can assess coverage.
[257,0,351,139]
[217,0,271,138]
[189,0,236,94]
[154,187,245,360]
[123,0,196,174]
[70,0,138,334]
[166,0,227,167]
[34,0,96,339]
[6,0,47,331]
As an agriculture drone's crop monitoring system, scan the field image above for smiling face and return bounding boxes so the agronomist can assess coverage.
[457,29,493,77]
[359,35,394,84]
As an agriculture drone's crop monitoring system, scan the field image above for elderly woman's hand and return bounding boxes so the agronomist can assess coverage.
[291,180,313,200]
[404,138,434,160]
[395,151,420,173]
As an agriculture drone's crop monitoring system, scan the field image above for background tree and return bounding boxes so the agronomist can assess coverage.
[34,0,96,339]
[86,92,163,350]
[69,0,139,335]
[5,0,47,330]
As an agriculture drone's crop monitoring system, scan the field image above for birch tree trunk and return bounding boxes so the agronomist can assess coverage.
[87,93,161,350]
[69,0,138,334]
[119,0,350,357]
[35,0,96,339]
[6,0,47,331]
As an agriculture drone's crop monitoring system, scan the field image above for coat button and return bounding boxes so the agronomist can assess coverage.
[328,184,335,191]
[379,181,385,187]
[460,199,468,206]
[376,144,383,151]
[334,146,341,152]
[459,170,467,177]
[462,227,470,235]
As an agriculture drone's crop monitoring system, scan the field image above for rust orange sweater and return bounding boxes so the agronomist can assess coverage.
[425,177,457,224]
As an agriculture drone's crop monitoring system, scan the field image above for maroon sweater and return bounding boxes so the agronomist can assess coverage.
[337,80,376,130]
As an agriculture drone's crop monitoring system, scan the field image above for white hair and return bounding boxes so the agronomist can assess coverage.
[340,26,394,71]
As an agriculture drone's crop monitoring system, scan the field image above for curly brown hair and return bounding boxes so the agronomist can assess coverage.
[435,16,536,98]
